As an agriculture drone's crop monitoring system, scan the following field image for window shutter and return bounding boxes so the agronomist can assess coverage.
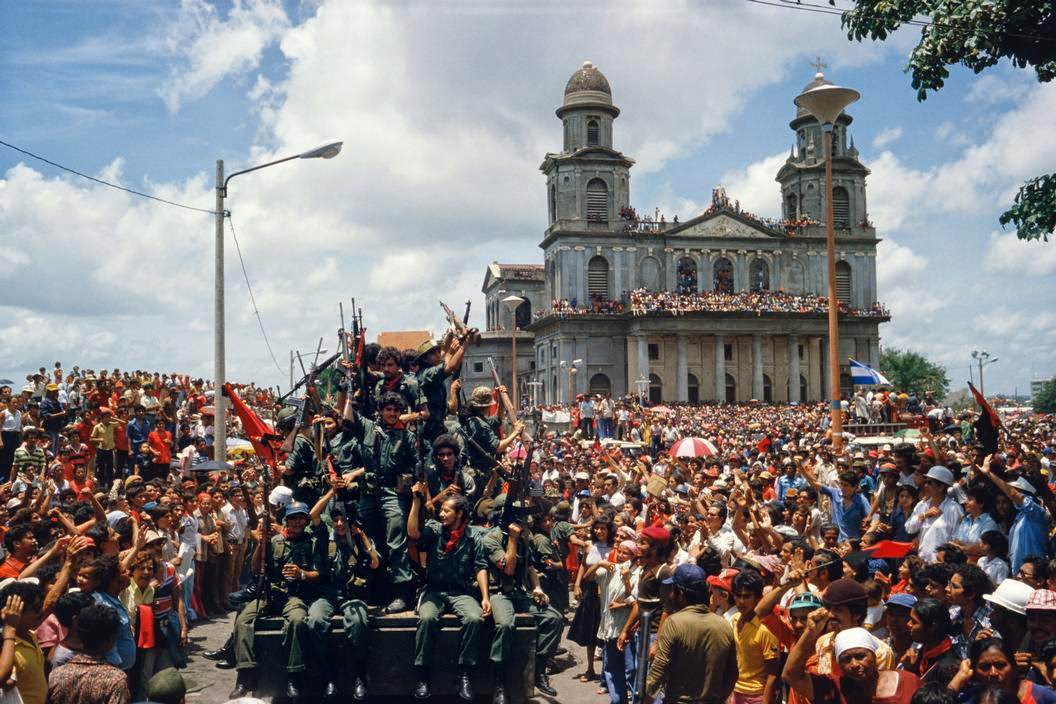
[586,180,608,221]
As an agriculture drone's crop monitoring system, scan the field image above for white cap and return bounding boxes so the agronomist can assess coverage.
[925,466,954,486]
[268,485,293,509]
[834,627,878,659]
[983,579,1036,615]
[1010,477,1037,495]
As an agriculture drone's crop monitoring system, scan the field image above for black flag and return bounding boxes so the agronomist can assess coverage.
[968,382,1000,455]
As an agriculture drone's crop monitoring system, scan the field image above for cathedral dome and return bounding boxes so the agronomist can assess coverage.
[564,61,612,96]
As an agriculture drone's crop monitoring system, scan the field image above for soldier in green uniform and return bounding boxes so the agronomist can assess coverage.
[425,434,476,514]
[282,413,337,506]
[408,483,490,701]
[372,347,426,419]
[309,485,379,702]
[480,513,562,702]
[229,500,331,700]
[342,390,419,613]
[415,333,470,449]
[460,386,523,496]
[532,509,571,615]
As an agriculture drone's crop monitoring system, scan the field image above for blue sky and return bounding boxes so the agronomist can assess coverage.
[2,0,1054,395]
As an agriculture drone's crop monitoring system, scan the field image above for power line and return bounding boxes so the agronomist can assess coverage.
[744,0,1056,43]
[226,212,286,378]
[0,138,218,215]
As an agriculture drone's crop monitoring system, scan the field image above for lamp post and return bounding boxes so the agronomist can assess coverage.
[795,74,858,453]
[502,295,525,412]
[214,141,342,461]
[971,350,999,399]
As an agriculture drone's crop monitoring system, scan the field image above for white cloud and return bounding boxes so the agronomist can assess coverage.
[872,126,902,149]
[984,231,1056,277]
[965,74,1032,105]
[717,152,788,219]
[159,0,290,112]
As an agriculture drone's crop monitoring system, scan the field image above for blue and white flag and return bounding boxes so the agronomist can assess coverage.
[849,358,892,386]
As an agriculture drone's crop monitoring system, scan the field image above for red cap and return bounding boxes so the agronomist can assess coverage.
[640,525,671,545]
[706,568,740,592]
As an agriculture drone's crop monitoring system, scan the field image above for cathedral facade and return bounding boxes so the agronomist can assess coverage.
[474,61,888,405]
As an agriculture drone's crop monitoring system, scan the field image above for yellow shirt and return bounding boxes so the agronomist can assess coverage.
[90,421,116,451]
[13,633,46,704]
[731,612,780,695]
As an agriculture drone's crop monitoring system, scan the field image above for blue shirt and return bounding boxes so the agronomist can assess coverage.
[953,512,1000,547]
[821,485,871,541]
[93,591,135,670]
[775,474,807,503]
[1009,496,1049,572]
[126,418,150,451]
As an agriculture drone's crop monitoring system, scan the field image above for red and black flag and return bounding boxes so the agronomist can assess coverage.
[222,383,282,466]
[968,382,1001,455]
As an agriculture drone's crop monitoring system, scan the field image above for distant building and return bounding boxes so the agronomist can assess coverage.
[474,61,890,405]
[1032,377,1055,398]
[377,330,433,352]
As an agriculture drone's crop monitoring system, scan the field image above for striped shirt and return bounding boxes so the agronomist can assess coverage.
[13,445,46,475]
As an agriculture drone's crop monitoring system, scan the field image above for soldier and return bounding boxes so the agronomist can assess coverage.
[372,347,426,420]
[229,500,331,700]
[426,434,477,514]
[480,511,561,703]
[533,508,571,615]
[281,410,337,505]
[342,390,419,613]
[415,333,470,448]
[408,483,490,701]
[311,485,379,701]
[460,386,523,494]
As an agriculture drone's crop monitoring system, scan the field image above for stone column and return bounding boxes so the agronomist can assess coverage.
[752,334,764,401]
[714,335,726,402]
[788,334,801,402]
[820,336,830,400]
[869,338,881,368]
[637,335,649,387]
[676,335,689,402]
[808,337,822,402]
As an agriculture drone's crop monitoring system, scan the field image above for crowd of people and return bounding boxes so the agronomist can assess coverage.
[541,289,890,320]
[1,336,1055,704]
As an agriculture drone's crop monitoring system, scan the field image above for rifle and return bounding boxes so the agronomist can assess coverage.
[277,352,339,404]
[498,441,535,531]
[487,356,529,441]
[280,339,332,453]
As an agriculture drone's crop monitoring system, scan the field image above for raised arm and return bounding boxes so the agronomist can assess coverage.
[783,607,830,700]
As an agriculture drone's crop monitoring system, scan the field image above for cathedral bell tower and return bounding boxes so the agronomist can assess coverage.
[776,71,871,232]
[541,61,633,227]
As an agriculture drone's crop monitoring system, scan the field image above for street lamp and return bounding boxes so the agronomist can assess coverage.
[502,295,525,411]
[795,73,859,453]
[971,350,999,398]
[214,141,342,461]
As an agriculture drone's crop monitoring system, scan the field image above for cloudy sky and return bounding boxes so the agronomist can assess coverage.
[2,0,1053,395]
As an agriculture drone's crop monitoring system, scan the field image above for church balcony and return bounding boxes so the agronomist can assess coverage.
[532,290,890,323]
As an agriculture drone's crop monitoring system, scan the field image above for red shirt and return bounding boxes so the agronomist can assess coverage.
[0,557,27,579]
[148,430,172,465]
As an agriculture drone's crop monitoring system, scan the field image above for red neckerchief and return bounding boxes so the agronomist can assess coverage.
[443,524,465,554]
[383,373,402,392]
[919,636,953,677]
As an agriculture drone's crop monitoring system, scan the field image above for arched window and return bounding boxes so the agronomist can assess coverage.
[587,120,600,146]
[786,194,798,219]
[749,259,770,292]
[835,261,852,304]
[586,178,608,221]
[713,257,734,294]
[800,374,808,403]
[725,373,737,404]
[687,373,700,404]
[832,186,850,228]
[762,374,773,403]
[515,300,531,328]
[639,257,661,291]
[589,373,611,396]
[677,257,698,294]
[549,184,557,223]
[649,373,662,405]
[588,256,610,299]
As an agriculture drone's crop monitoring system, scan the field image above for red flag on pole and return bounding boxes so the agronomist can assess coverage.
[862,540,915,559]
[968,382,1001,455]
[222,384,280,464]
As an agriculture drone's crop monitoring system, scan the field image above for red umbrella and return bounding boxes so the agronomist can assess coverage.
[668,437,718,459]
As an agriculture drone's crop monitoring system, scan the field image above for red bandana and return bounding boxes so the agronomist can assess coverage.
[443,524,465,554]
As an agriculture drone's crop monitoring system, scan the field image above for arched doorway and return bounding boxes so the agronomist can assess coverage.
[749,259,770,291]
[687,373,700,404]
[588,256,610,299]
[763,374,773,403]
[649,373,662,405]
[713,257,734,293]
[589,373,611,396]
[725,373,737,403]
[677,257,698,294]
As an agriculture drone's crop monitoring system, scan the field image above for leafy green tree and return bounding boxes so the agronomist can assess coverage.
[1035,379,1056,413]
[832,0,1056,241]
[879,347,950,397]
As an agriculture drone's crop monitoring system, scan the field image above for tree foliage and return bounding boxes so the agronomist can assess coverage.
[1035,379,1056,413]
[879,347,950,397]
[833,0,1056,241]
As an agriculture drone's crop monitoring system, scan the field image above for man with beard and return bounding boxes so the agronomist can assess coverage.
[408,483,490,701]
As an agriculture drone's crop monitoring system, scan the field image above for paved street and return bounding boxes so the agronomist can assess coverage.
[184,613,612,703]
